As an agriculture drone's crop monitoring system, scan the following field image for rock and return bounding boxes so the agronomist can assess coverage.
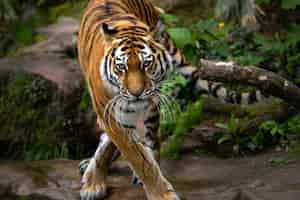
[248,180,265,189]
[0,36,98,159]
[181,125,217,153]
[38,17,79,37]
[1,151,300,200]
[1,53,82,94]
[24,17,79,55]
[181,124,236,157]
[0,160,80,199]
[0,17,82,94]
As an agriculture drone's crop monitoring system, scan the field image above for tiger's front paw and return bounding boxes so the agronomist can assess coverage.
[80,158,108,200]
[132,175,143,186]
[79,158,90,176]
[80,182,108,200]
[160,191,181,200]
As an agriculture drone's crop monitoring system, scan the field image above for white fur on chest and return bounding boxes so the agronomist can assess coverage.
[114,100,150,127]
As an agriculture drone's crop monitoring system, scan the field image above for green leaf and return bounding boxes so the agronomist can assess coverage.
[215,123,229,130]
[281,0,300,9]
[256,0,271,4]
[270,127,278,136]
[161,13,179,23]
[168,27,195,48]
[2,0,18,20]
[217,135,232,144]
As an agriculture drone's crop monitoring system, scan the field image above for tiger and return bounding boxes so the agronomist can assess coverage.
[77,0,266,199]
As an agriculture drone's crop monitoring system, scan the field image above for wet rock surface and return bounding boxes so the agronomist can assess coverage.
[1,151,300,200]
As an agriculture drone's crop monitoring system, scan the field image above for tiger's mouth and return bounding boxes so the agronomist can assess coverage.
[119,84,157,102]
[120,87,156,101]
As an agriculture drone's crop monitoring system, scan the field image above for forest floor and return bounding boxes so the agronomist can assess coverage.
[1,150,300,200]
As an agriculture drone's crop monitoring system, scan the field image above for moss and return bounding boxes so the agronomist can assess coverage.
[0,71,69,160]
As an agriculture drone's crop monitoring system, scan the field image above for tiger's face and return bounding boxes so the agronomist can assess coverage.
[100,23,173,101]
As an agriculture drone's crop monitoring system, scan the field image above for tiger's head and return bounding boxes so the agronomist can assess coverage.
[100,20,173,101]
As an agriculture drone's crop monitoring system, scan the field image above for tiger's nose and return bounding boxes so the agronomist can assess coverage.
[129,87,144,97]
[127,71,145,97]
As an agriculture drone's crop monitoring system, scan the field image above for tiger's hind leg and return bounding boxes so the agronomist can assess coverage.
[80,133,117,200]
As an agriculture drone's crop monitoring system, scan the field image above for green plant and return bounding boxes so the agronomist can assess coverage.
[259,120,285,137]
[80,84,92,110]
[166,12,300,83]
[0,0,18,20]
[215,115,241,145]
[23,141,70,161]
[0,0,87,57]
[48,0,87,22]
[281,0,300,9]
[256,0,300,10]
[161,9,300,156]
[215,117,291,153]
[161,97,206,158]
[286,115,300,140]
[160,72,188,96]
[253,25,300,83]
[0,71,70,160]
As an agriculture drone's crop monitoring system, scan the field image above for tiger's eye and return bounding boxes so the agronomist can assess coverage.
[117,63,126,71]
[143,60,152,67]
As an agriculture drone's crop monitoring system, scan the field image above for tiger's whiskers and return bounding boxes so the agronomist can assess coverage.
[155,89,177,123]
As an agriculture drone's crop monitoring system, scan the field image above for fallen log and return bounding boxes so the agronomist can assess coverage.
[196,59,300,110]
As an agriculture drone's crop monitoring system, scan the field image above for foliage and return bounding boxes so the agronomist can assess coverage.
[285,114,300,140]
[253,25,300,83]
[215,115,241,145]
[249,120,286,151]
[215,114,300,153]
[0,0,18,20]
[256,0,300,10]
[0,71,76,160]
[0,12,47,56]
[281,0,300,9]
[0,0,86,57]
[48,1,87,22]
[161,8,300,156]
[163,13,300,83]
[80,84,92,110]
[160,72,188,97]
[23,141,70,161]
[161,97,206,158]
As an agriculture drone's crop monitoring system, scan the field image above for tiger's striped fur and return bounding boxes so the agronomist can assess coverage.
[78,0,264,199]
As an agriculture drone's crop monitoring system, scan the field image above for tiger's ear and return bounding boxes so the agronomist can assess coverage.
[101,23,118,42]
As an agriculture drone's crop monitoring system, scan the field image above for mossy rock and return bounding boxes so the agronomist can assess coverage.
[0,61,97,161]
